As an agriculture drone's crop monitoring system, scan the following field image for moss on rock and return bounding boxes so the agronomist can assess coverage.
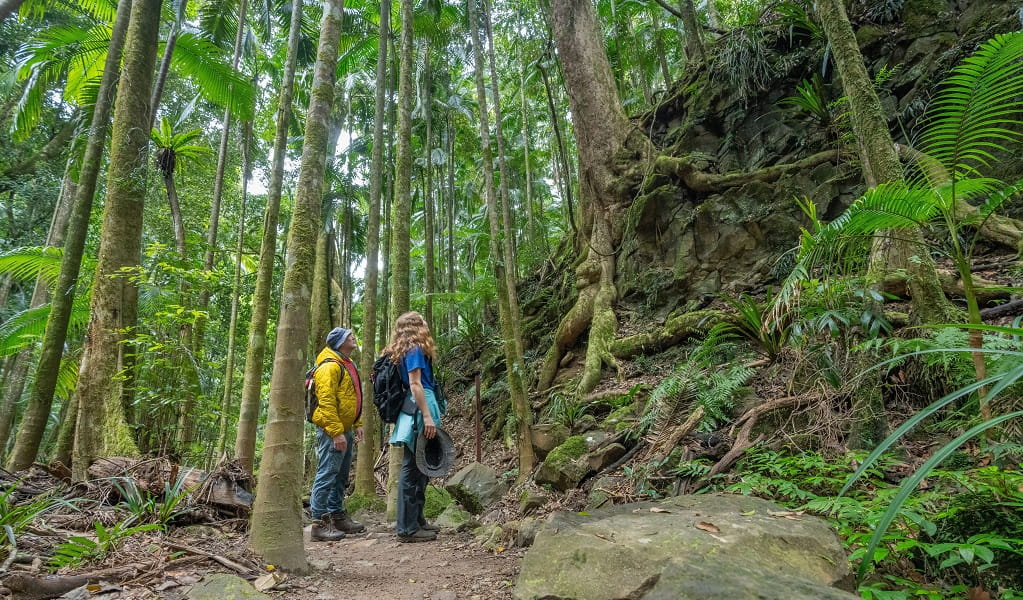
[424,485,452,519]
[543,435,588,471]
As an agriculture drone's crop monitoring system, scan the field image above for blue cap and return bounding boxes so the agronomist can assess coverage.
[326,327,352,350]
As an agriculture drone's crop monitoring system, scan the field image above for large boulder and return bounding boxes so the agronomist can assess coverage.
[530,423,570,457]
[514,494,856,600]
[445,462,507,514]
[187,573,270,600]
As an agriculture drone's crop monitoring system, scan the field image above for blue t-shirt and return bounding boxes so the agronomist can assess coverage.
[401,346,436,392]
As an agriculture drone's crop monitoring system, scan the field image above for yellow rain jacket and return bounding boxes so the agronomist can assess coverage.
[310,347,363,439]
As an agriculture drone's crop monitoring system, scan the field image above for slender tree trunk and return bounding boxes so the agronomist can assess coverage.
[234,0,303,474]
[52,391,77,466]
[71,0,163,480]
[815,0,956,324]
[0,164,76,460]
[537,62,575,241]
[149,0,189,129]
[217,121,251,457]
[679,0,705,67]
[385,0,415,521]
[184,0,250,445]
[468,0,534,478]
[519,58,536,249]
[423,48,435,327]
[446,123,456,332]
[249,0,344,571]
[310,229,332,358]
[6,0,132,472]
[353,0,389,496]
[651,11,671,87]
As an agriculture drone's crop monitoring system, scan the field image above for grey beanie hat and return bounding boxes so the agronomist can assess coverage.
[326,327,352,350]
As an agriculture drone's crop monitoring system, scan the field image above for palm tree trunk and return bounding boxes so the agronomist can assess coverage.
[519,58,536,249]
[651,11,671,87]
[310,229,332,358]
[149,0,189,129]
[423,48,435,327]
[446,122,456,332]
[249,0,344,571]
[217,121,252,458]
[234,0,304,474]
[184,0,250,446]
[6,0,132,472]
[385,0,415,521]
[71,0,163,480]
[468,0,534,478]
[353,0,390,498]
[0,164,76,461]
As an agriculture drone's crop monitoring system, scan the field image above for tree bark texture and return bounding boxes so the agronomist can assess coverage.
[70,0,163,480]
[249,0,344,572]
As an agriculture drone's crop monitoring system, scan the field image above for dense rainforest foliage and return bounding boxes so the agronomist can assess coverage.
[1,0,1022,597]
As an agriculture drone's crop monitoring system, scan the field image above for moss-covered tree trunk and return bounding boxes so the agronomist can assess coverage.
[234,0,303,474]
[6,0,132,473]
[249,0,344,571]
[470,0,534,478]
[541,0,648,397]
[0,164,76,460]
[310,229,332,359]
[354,0,389,498]
[385,0,415,521]
[70,0,163,480]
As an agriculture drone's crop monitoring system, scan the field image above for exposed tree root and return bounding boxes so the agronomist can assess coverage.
[611,309,730,359]
[653,150,848,193]
[707,396,806,477]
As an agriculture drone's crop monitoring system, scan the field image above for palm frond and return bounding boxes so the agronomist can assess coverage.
[918,32,1023,174]
[55,352,82,400]
[171,33,255,122]
[0,246,65,288]
[0,294,91,357]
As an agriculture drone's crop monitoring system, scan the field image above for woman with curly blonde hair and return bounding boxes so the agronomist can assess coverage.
[384,311,446,542]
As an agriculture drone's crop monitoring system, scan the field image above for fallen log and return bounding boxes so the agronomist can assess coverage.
[981,298,1023,320]
[3,565,141,600]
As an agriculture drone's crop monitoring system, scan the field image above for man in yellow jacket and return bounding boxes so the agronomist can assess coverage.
[309,327,365,541]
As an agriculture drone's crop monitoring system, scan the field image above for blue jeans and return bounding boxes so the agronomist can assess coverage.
[310,428,354,519]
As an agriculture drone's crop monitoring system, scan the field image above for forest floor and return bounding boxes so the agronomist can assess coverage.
[282,513,523,600]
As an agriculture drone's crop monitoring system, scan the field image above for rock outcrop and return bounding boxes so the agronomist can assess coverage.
[514,493,856,600]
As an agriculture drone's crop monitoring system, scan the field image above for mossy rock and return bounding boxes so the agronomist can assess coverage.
[345,492,386,514]
[543,435,589,470]
[424,485,452,520]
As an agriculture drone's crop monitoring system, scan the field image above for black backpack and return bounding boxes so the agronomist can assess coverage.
[371,355,408,424]
[305,357,344,423]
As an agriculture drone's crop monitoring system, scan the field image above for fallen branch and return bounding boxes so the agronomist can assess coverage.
[707,396,807,478]
[981,299,1023,320]
[162,541,255,576]
[644,406,705,462]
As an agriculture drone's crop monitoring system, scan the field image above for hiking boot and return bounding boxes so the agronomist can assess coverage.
[310,519,346,542]
[397,529,437,543]
[330,511,365,534]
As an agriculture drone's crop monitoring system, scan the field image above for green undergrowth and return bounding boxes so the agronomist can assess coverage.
[346,492,386,514]
[714,447,1023,599]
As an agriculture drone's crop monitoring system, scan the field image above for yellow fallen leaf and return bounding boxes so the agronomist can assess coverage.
[266,564,275,572]
[695,521,721,533]
[496,546,505,553]
[577,511,591,516]
[740,510,756,516]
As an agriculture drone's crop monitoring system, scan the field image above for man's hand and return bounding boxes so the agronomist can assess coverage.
[354,427,364,444]
[333,434,347,451]
[423,416,437,440]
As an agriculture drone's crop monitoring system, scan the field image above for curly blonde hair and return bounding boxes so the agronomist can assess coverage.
[382,311,436,363]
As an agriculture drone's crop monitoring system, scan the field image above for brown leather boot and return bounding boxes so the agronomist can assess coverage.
[310,518,345,541]
[330,511,365,534]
